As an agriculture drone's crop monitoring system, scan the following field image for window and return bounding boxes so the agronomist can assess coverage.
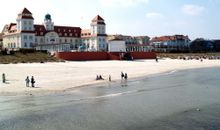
[29,21,32,25]
[75,33,78,37]
[40,32,43,35]
[29,36,33,40]
[60,39,62,43]
[24,42,27,47]
[64,33,67,36]
[24,21,27,25]
[24,35,27,40]
[35,38,37,42]
[29,27,32,30]
[70,33,72,36]
[65,39,67,43]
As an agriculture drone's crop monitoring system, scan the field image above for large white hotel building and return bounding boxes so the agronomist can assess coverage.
[2,8,107,53]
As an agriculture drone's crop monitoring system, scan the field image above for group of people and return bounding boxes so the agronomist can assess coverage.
[97,73,130,82]
[25,76,35,87]
[2,73,36,88]
[121,72,128,80]
[96,75,104,80]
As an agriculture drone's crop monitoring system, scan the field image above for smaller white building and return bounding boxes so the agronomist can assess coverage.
[108,39,126,52]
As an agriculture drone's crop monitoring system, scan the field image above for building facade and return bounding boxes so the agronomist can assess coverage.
[81,15,107,51]
[107,34,151,52]
[150,35,190,52]
[2,8,108,53]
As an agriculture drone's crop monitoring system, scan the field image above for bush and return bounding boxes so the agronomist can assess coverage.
[19,48,36,54]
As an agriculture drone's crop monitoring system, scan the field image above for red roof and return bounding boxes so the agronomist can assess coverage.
[34,25,81,38]
[20,8,32,15]
[17,8,34,19]
[151,35,190,42]
[81,29,91,38]
[92,15,104,21]
[91,15,105,25]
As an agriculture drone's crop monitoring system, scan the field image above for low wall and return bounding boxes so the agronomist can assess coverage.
[130,52,156,59]
[55,52,109,61]
[55,52,156,61]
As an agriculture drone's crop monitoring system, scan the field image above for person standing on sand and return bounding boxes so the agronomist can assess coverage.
[156,57,158,62]
[121,72,124,79]
[31,76,35,87]
[109,75,111,82]
[2,73,6,83]
[25,76,30,87]
[124,73,128,80]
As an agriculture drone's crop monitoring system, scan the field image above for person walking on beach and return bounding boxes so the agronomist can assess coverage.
[124,73,128,80]
[31,76,35,87]
[109,75,111,82]
[96,75,99,80]
[2,73,6,83]
[25,76,30,87]
[155,57,158,62]
[121,72,124,79]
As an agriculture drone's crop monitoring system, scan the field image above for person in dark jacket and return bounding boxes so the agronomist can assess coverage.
[31,76,35,87]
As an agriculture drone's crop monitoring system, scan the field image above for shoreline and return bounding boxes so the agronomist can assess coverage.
[0,59,220,96]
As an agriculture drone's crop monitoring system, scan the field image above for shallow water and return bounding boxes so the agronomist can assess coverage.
[0,67,220,130]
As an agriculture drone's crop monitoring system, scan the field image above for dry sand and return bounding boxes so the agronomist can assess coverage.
[0,59,220,95]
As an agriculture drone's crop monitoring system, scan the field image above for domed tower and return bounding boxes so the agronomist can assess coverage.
[44,13,54,31]
[16,8,34,31]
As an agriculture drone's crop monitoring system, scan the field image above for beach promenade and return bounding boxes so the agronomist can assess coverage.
[0,59,220,95]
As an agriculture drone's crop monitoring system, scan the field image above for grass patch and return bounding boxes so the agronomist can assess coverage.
[0,52,62,64]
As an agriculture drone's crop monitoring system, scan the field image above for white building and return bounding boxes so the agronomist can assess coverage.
[2,8,35,50]
[2,8,108,53]
[81,15,107,51]
[108,39,126,52]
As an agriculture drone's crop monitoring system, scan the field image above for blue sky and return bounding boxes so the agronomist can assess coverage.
[0,0,219,40]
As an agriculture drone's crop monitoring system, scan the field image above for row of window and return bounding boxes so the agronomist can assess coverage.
[36,37,80,43]
[23,21,32,26]
[24,35,33,41]
[82,38,105,43]
[36,32,78,37]
[7,43,16,48]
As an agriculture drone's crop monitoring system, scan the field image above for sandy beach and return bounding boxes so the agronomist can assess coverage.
[0,59,220,95]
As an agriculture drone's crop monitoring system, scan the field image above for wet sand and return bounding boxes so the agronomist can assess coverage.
[0,67,220,130]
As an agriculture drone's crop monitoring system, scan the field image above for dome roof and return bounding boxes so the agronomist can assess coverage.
[45,13,51,20]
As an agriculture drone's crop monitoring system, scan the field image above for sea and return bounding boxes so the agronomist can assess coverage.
[0,67,220,130]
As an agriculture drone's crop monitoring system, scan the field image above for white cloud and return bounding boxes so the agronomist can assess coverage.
[99,0,149,7]
[182,4,205,16]
[146,12,162,18]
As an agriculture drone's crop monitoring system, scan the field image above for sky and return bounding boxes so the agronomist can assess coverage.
[0,0,219,40]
